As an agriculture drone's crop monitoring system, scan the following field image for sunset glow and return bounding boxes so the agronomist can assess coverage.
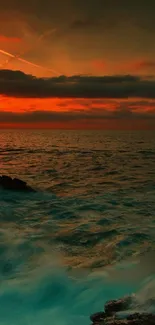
[1,1,155,129]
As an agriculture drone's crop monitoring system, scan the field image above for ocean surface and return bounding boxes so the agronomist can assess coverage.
[0,129,155,324]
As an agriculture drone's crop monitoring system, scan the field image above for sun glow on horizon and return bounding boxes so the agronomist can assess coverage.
[0,94,154,129]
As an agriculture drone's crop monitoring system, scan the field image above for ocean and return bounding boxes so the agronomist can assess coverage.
[0,129,155,324]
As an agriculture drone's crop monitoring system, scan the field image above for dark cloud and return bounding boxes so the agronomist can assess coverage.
[0,108,155,125]
[1,0,155,37]
[0,69,32,80]
[1,0,155,29]
[1,69,155,99]
[70,19,100,30]
[135,60,155,70]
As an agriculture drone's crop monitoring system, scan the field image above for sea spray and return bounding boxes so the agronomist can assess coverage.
[0,241,148,325]
[0,258,137,325]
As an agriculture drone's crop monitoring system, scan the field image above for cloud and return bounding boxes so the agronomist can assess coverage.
[2,0,155,79]
[70,19,100,30]
[0,35,21,42]
[0,108,155,125]
[1,0,155,35]
[2,0,155,30]
[1,69,155,99]
[2,1,155,45]
[0,69,32,80]
[133,60,155,70]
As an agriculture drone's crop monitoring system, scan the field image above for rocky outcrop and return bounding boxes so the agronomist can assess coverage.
[104,296,133,316]
[0,175,35,192]
[90,296,155,324]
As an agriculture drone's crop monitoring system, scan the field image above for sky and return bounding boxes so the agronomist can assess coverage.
[0,0,155,129]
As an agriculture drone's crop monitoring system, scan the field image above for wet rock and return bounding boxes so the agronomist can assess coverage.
[127,312,155,321]
[0,175,35,192]
[107,313,155,324]
[90,312,106,323]
[90,296,155,325]
[104,296,132,316]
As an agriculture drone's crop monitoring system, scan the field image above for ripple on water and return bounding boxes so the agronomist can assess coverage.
[0,130,155,324]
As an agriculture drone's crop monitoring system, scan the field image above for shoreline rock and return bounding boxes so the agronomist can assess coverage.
[90,296,155,324]
[104,296,133,316]
[0,175,35,192]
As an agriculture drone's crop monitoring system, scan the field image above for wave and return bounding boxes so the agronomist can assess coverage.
[0,250,155,325]
[0,219,155,325]
[0,182,155,324]
[0,249,137,325]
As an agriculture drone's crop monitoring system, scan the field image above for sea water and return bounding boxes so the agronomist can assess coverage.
[0,129,155,324]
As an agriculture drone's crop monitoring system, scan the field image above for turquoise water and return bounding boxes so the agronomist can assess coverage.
[0,130,155,324]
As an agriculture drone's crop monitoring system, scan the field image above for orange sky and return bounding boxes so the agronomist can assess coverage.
[1,1,155,129]
[0,95,155,129]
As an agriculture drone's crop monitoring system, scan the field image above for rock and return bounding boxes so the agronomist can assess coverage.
[0,175,35,192]
[127,312,155,321]
[106,313,155,324]
[104,296,132,316]
[90,312,106,323]
[90,296,155,325]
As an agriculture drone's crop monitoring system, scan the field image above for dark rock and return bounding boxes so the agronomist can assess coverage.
[91,312,155,325]
[109,313,155,324]
[0,175,35,192]
[90,312,106,323]
[104,296,132,316]
[90,296,155,325]
[127,312,155,321]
